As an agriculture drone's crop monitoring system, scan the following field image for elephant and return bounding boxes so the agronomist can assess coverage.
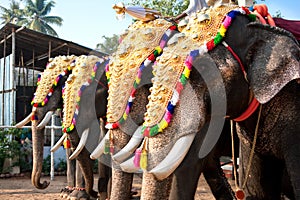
[92,4,300,200]
[16,54,111,200]
[59,54,111,199]
[90,12,237,199]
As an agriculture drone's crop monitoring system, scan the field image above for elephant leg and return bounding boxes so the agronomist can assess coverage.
[170,161,202,200]
[282,126,300,199]
[110,169,133,200]
[203,155,235,200]
[239,141,282,200]
[170,129,206,200]
[97,159,111,200]
[61,148,76,199]
[141,173,173,200]
[69,161,90,200]
[110,129,133,200]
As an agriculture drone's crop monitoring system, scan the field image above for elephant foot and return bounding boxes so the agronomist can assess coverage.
[60,186,74,199]
[68,188,91,200]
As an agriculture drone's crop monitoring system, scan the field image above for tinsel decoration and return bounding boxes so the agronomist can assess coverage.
[105,25,177,130]
[142,7,256,137]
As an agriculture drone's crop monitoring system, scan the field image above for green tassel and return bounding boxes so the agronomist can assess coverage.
[104,139,110,154]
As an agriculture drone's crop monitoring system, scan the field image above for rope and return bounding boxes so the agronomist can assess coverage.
[231,104,263,199]
[242,104,262,189]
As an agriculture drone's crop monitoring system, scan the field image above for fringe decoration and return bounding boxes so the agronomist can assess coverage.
[31,62,74,108]
[62,60,108,133]
[63,137,71,149]
[105,25,177,130]
[142,7,256,137]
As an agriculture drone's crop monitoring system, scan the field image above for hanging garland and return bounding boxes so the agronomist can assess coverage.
[31,61,75,121]
[105,25,177,130]
[62,60,108,133]
[140,7,256,137]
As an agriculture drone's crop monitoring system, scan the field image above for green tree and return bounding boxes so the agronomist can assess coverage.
[130,0,189,17]
[22,0,63,37]
[96,34,120,55]
[0,0,25,25]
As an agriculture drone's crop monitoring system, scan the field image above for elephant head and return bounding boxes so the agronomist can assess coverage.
[105,6,300,199]
[59,55,109,198]
[16,55,77,189]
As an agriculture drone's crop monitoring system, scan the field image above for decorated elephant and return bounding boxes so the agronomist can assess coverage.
[89,5,237,199]
[16,55,111,200]
[58,54,111,199]
[91,3,300,200]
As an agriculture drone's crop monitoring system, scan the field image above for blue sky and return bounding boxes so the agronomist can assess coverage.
[1,0,300,49]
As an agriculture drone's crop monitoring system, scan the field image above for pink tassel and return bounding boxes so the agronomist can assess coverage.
[133,149,142,168]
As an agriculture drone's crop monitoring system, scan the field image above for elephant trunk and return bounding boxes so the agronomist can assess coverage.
[68,131,98,198]
[31,120,50,189]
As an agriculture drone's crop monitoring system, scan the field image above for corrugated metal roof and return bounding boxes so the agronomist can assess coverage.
[0,23,106,71]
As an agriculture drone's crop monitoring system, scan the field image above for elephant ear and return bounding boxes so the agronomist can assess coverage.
[248,23,300,104]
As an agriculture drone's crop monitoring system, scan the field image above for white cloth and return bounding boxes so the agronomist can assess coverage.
[184,0,208,15]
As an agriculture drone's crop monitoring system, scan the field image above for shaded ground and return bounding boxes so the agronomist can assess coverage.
[0,173,235,199]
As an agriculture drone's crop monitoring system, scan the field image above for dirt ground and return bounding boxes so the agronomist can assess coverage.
[0,173,235,200]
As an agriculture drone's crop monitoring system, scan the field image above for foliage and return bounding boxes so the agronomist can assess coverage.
[130,0,189,17]
[96,34,120,54]
[56,158,67,172]
[0,0,26,25]
[0,128,23,173]
[0,0,63,37]
[42,155,51,175]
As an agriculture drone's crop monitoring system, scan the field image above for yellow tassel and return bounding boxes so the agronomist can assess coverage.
[140,150,148,170]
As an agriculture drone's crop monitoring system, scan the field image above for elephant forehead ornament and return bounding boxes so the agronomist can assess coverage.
[105,19,174,127]
[179,4,238,44]
[142,5,247,137]
[62,55,105,133]
[31,55,77,108]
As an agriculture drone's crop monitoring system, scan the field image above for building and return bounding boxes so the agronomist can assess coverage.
[0,23,106,126]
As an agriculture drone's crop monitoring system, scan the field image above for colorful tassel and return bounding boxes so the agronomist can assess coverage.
[63,137,71,149]
[133,149,142,168]
[105,25,178,130]
[104,139,110,154]
[140,149,148,170]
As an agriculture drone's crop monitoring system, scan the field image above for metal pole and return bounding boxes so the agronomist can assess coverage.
[50,114,55,181]
[10,28,16,125]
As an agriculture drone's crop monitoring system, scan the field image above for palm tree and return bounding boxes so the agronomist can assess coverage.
[23,0,63,37]
[0,0,25,25]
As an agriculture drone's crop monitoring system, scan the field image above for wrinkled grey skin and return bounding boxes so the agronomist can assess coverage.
[137,16,300,199]
[65,60,110,199]
[237,81,300,200]
[107,57,235,199]
[31,75,67,190]
[30,60,111,200]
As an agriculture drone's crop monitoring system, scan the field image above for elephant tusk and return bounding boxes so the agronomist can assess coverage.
[112,126,144,163]
[69,128,89,160]
[37,111,54,129]
[90,130,110,160]
[15,113,32,128]
[149,133,196,180]
[119,156,143,173]
[50,133,67,152]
